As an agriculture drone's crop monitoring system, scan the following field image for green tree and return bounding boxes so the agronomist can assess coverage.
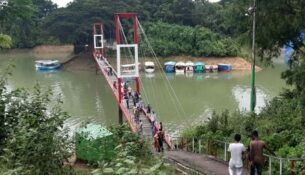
[0,73,72,174]
[0,34,12,48]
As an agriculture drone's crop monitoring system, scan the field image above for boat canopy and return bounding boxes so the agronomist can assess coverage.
[164,61,176,66]
[185,61,194,67]
[218,63,231,66]
[144,61,154,67]
[194,62,205,66]
[35,60,59,65]
[175,61,186,67]
[121,63,140,68]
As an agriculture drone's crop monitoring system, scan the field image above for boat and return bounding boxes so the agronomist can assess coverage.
[144,61,155,73]
[194,62,205,73]
[218,64,232,72]
[175,61,185,74]
[185,61,194,73]
[121,63,139,75]
[205,65,218,72]
[35,60,60,70]
[164,61,176,73]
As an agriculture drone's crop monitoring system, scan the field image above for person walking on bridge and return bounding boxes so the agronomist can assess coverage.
[228,134,246,175]
[248,130,275,175]
[157,128,165,152]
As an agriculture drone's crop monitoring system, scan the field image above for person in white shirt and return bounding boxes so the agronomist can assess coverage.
[228,134,246,175]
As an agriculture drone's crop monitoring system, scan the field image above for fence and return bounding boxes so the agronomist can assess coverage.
[171,137,305,175]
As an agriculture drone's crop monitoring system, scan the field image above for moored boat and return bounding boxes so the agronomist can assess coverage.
[185,61,194,73]
[35,60,60,70]
[175,61,185,74]
[164,61,176,73]
[205,65,218,72]
[218,64,232,72]
[194,62,205,73]
[144,61,155,73]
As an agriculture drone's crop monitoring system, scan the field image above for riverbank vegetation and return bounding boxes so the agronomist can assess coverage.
[0,69,72,174]
[0,0,246,57]
[0,69,173,174]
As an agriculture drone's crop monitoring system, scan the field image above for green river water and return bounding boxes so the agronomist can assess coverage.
[0,52,288,135]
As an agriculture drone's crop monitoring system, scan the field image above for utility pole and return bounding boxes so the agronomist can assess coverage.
[250,0,256,113]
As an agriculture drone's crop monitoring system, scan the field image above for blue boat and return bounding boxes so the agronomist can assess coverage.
[35,60,60,71]
[164,61,176,73]
[194,62,205,73]
[218,64,232,72]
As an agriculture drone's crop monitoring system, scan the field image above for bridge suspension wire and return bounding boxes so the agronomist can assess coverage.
[118,19,134,62]
[137,19,187,117]
[137,24,183,118]
[118,18,151,105]
[138,37,161,112]
[137,25,180,116]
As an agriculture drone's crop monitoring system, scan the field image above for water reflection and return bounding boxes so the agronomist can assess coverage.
[166,72,234,80]
[232,85,268,113]
[144,73,155,78]
[36,69,59,74]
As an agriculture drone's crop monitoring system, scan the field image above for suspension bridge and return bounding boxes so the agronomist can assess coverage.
[90,13,305,175]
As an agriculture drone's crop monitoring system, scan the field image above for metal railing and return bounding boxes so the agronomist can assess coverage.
[171,137,305,175]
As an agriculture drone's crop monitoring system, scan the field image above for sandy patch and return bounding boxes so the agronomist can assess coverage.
[32,45,74,62]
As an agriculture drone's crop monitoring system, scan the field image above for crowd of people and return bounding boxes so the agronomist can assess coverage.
[104,63,167,153]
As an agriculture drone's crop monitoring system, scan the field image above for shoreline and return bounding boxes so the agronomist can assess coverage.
[0,48,261,72]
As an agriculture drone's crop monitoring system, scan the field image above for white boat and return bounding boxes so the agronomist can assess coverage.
[144,61,155,73]
[35,60,60,70]
[121,64,136,74]
[175,61,185,74]
[185,61,194,73]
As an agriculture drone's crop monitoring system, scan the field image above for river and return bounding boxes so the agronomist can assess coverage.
[0,52,288,135]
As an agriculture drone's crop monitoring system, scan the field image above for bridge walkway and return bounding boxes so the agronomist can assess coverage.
[93,55,163,145]
[165,150,239,175]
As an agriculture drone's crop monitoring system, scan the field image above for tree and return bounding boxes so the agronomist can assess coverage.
[0,34,12,48]
[0,73,72,174]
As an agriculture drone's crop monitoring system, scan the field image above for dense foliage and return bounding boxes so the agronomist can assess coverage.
[0,0,243,57]
[0,71,72,175]
[90,124,174,175]
[142,22,239,57]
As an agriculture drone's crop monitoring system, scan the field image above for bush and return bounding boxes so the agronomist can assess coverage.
[0,72,72,175]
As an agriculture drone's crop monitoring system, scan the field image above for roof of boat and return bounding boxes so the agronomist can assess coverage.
[164,61,176,65]
[144,61,154,66]
[35,60,59,65]
[195,62,205,66]
[175,61,186,66]
[185,61,194,66]
[218,63,231,66]
[121,63,140,68]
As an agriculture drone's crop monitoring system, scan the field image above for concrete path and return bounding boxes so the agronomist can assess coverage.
[165,151,247,175]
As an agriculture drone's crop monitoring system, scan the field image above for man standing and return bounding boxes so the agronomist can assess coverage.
[228,134,246,175]
[248,130,275,175]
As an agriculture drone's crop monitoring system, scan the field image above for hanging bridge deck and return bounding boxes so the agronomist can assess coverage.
[92,53,172,148]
